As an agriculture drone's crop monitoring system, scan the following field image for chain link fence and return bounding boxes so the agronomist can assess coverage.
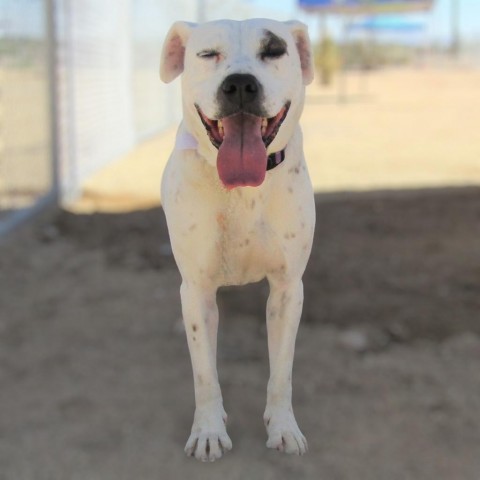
[54,0,200,199]
[0,0,197,234]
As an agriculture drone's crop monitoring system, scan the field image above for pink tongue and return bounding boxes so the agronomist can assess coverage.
[217,112,267,189]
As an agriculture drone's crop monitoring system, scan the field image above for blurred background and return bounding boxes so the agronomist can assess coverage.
[1,1,480,479]
[0,0,479,222]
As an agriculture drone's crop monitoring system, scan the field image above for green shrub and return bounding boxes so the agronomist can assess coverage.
[314,36,340,86]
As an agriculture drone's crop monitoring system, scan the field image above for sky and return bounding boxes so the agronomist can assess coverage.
[1,0,478,46]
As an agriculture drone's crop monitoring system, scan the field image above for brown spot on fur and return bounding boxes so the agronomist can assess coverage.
[216,212,227,231]
[192,324,197,332]
[275,264,286,275]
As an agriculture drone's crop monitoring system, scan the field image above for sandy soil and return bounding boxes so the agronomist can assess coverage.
[71,66,480,212]
[1,66,480,479]
[0,69,52,211]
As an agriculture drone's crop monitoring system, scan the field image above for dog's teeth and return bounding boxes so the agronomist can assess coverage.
[261,118,267,136]
[218,120,224,138]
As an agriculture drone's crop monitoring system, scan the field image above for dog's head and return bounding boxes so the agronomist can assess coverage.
[160,19,313,189]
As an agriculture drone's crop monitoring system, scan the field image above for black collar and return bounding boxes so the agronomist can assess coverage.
[266,148,286,171]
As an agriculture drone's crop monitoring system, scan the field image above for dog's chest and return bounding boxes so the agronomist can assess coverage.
[212,192,283,285]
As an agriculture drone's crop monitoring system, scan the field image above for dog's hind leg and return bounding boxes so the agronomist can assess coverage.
[180,281,232,461]
[263,277,308,455]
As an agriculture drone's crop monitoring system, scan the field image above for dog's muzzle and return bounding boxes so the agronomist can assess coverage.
[219,73,262,116]
[196,74,290,190]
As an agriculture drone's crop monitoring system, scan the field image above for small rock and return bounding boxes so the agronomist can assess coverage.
[339,329,369,353]
[386,321,411,342]
[339,327,391,353]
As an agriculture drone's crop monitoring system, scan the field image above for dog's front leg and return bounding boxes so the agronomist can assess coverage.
[264,278,308,455]
[180,281,232,461]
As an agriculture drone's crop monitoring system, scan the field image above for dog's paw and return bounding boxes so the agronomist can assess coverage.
[185,406,232,461]
[264,406,308,455]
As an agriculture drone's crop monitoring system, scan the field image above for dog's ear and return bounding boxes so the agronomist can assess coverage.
[285,21,314,85]
[160,22,196,83]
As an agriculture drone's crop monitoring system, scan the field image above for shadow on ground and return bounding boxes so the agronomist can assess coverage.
[1,187,479,479]
[53,186,480,340]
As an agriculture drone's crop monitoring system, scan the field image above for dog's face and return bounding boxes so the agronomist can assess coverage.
[160,19,313,189]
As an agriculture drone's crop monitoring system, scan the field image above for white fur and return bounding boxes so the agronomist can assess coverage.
[160,18,315,461]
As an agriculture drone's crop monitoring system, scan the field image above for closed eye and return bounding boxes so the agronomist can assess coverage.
[259,30,288,61]
[197,49,220,59]
[260,46,287,60]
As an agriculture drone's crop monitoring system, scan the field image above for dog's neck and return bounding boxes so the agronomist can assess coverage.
[175,128,286,171]
[174,128,199,150]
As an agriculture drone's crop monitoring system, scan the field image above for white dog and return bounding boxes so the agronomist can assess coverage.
[160,18,315,461]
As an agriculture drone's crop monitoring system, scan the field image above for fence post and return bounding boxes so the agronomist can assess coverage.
[46,0,60,203]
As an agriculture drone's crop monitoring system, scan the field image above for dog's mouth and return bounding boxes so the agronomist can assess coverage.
[196,103,290,150]
[195,103,290,189]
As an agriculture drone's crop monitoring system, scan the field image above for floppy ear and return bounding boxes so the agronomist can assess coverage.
[285,21,314,85]
[160,21,196,83]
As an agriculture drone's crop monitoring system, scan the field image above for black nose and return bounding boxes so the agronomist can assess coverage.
[220,73,260,108]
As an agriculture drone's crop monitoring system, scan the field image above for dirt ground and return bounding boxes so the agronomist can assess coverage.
[1,66,480,479]
[1,186,480,480]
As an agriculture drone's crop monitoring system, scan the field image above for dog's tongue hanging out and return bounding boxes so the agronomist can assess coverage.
[217,112,267,189]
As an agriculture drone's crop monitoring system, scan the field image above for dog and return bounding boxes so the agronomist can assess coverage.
[160,18,315,461]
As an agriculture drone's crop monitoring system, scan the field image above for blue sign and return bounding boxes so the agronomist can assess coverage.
[298,0,434,14]
[348,16,426,31]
